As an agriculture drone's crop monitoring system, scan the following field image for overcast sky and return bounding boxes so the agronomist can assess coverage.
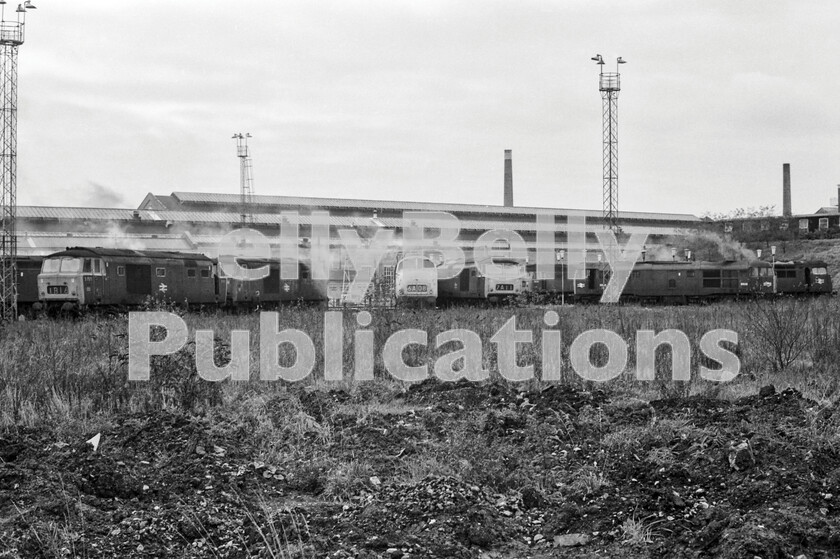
[13,0,840,217]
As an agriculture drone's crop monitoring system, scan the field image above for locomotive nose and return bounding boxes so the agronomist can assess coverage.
[39,275,81,302]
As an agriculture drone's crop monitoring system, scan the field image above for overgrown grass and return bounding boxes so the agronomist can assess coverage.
[2,298,840,432]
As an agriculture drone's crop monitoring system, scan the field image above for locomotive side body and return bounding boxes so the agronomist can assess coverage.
[221,259,328,307]
[774,260,832,295]
[623,260,774,303]
[16,256,44,308]
[529,263,610,303]
[38,248,217,309]
[623,262,699,303]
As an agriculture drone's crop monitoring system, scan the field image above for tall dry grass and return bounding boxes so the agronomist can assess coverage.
[2,298,839,431]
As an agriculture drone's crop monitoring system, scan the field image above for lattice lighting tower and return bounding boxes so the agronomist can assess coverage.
[592,54,626,233]
[233,133,254,226]
[0,1,35,323]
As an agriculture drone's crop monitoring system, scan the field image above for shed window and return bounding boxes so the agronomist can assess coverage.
[819,218,829,230]
[117,266,125,277]
[799,219,809,230]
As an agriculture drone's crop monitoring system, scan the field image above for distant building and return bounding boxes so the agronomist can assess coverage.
[15,191,701,257]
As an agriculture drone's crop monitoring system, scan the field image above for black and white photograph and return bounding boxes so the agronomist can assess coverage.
[0,1,839,557]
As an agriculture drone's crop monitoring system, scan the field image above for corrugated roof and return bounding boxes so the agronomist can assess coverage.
[169,192,699,222]
[17,206,405,228]
[17,232,194,254]
[17,206,689,244]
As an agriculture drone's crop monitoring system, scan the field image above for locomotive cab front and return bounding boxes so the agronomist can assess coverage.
[38,256,105,307]
[483,258,528,301]
[395,256,438,305]
[806,263,832,294]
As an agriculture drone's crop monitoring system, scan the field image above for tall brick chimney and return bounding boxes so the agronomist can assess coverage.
[504,149,513,207]
[782,163,791,217]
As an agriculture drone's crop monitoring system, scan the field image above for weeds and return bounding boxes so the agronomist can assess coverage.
[620,514,663,544]
[323,459,376,501]
[746,298,812,372]
[4,300,840,433]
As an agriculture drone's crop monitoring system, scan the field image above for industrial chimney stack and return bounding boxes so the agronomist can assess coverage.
[504,150,513,207]
[782,163,791,217]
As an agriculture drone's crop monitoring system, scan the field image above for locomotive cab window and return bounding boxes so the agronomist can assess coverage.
[200,268,210,278]
[187,268,197,278]
[813,267,828,275]
[83,259,92,273]
[156,268,166,277]
[42,258,82,274]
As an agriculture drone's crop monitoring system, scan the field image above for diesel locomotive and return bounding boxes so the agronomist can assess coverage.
[3,247,832,314]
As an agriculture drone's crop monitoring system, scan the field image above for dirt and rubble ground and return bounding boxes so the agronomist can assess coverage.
[1,378,838,559]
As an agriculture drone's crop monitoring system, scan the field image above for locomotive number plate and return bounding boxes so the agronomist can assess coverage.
[47,285,68,295]
[407,284,428,293]
[495,284,513,291]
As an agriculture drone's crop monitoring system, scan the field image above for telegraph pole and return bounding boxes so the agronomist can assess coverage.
[0,1,36,322]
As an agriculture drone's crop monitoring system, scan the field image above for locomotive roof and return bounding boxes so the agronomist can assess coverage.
[773,260,829,267]
[47,247,214,262]
[629,259,771,268]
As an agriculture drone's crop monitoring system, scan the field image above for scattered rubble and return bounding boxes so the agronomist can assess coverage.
[0,382,837,557]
